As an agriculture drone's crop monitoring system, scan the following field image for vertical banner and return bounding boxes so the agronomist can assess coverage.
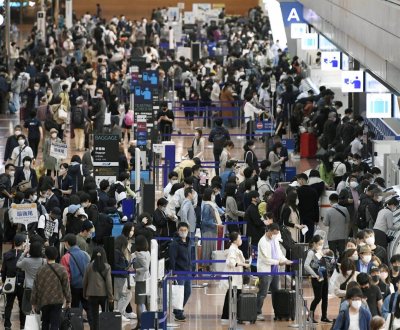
[93,134,120,186]
[65,0,73,29]
[37,11,46,41]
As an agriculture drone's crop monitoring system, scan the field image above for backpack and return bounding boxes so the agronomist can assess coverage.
[93,213,113,244]
[72,106,84,126]
[213,130,226,151]
[124,111,134,126]
[110,213,123,237]
[19,73,30,93]
[357,199,370,230]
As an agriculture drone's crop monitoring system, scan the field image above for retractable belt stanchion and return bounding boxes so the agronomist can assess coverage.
[289,258,302,328]
[192,236,207,289]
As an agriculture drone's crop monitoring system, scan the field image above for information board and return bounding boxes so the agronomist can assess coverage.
[9,203,38,226]
[50,142,68,159]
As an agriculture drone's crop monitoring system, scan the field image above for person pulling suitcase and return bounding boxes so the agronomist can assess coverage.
[256,223,293,321]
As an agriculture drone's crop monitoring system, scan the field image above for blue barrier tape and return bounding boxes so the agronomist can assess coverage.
[171,107,242,112]
[161,133,270,137]
[112,270,136,275]
[166,276,229,281]
[155,236,248,241]
[173,115,244,120]
[192,260,226,264]
[222,221,247,225]
[173,270,295,276]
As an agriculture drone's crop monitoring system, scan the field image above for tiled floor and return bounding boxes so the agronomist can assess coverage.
[0,111,325,329]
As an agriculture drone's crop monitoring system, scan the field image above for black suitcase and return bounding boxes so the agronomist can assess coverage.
[61,308,84,330]
[272,288,296,321]
[290,243,309,274]
[99,310,122,330]
[237,292,257,324]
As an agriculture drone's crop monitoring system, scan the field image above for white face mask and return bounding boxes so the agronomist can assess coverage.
[171,179,178,184]
[9,171,15,177]
[179,231,188,239]
[351,300,362,310]
[211,195,216,202]
[365,237,375,246]
[350,181,358,189]
[377,196,383,202]
[363,255,372,263]
[351,254,359,261]
[31,195,38,202]
[296,198,299,205]
[24,161,30,167]
[51,133,57,139]
[18,139,25,146]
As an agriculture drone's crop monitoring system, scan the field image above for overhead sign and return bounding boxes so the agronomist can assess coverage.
[341,71,364,93]
[366,93,392,119]
[319,35,337,51]
[291,23,307,39]
[321,51,341,71]
[9,203,38,226]
[50,142,68,159]
[280,2,305,26]
[92,134,120,166]
[301,33,318,50]
[184,11,196,24]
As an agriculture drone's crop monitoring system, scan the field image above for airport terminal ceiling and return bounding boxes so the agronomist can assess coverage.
[73,0,259,20]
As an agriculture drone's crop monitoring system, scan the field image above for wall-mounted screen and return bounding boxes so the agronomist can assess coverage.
[366,93,392,118]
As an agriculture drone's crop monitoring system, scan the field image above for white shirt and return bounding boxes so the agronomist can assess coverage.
[38,214,59,240]
[11,146,34,166]
[333,161,347,177]
[211,82,220,103]
[348,312,360,330]
[257,235,287,272]
[244,102,263,123]
[174,187,198,208]
[163,181,177,198]
[350,137,363,156]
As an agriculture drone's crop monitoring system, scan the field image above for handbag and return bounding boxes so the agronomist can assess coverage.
[104,111,111,126]
[170,282,184,310]
[3,277,16,293]
[18,179,32,192]
[25,312,41,330]
[58,105,68,121]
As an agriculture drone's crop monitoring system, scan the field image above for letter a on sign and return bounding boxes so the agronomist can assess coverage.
[287,8,300,22]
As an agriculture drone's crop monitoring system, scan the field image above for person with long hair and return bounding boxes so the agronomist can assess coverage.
[83,246,113,330]
[225,183,245,233]
[268,142,285,187]
[132,235,151,330]
[281,191,304,242]
[185,128,205,160]
[243,140,259,173]
[319,152,335,189]
[113,235,133,322]
[304,235,331,324]
[330,258,358,300]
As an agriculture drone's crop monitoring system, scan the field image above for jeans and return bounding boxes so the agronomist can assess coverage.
[256,275,279,314]
[310,277,328,319]
[71,287,91,324]
[4,284,25,329]
[173,280,192,318]
[88,296,106,330]
[270,171,280,187]
[213,149,222,176]
[114,277,132,316]
[41,304,62,330]
[328,239,345,258]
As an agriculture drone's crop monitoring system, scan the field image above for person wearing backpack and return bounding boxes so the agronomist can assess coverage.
[358,185,382,230]
[60,234,91,322]
[71,97,87,151]
[209,118,230,176]
[122,103,134,143]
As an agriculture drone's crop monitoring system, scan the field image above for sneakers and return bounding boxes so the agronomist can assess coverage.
[121,315,131,323]
[125,312,137,319]
[174,315,187,322]
[257,314,265,321]
[321,317,332,323]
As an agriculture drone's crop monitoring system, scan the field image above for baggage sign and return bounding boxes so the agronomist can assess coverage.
[9,203,38,226]
[255,120,274,134]
[50,142,68,159]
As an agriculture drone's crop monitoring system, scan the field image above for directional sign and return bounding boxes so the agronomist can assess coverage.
[9,203,38,226]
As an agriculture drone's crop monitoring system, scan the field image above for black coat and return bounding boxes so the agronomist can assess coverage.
[14,167,38,190]
[245,203,265,245]
[297,185,319,225]
[153,208,176,237]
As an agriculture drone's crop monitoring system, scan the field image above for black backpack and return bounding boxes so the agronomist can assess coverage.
[72,106,84,126]
[213,130,226,151]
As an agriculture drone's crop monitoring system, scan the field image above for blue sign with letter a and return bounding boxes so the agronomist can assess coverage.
[280,2,305,26]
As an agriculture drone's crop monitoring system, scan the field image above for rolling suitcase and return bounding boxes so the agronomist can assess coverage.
[300,133,317,158]
[61,308,84,330]
[99,302,122,330]
[237,292,257,324]
[272,288,296,321]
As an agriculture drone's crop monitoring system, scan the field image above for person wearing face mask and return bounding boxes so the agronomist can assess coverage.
[157,101,175,142]
[26,82,44,111]
[68,155,90,194]
[257,223,292,321]
[356,245,374,274]
[0,164,16,212]
[382,272,400,319]
[245,190,267,247]
[323,193,350,257]
[76,219,94,255]
[350,128,364,157]
[373,198,400,249]
[4,125,25,164]
[281,191,304,242]
[339,175,360,238]
[304,235,332,323]
[169,222,192,322]
[370,267,391,300]
[269,142,285,187]
[243,140,259,174]
[11,134,34,168]
[37,207,62,247]
[14,156,38,191]
[378,264,395,296]
[356,272,383,317]
[55,163,73,198]
[185,128,205,160]
[332,287,372,330]
[330,258,359,300]
[91,89,106,134]
[23,109,43,159]
[362,229,387,265]
[163,171,179,198]
[43,128,62,176]
[153,197,176,238]
[220,232,251,320]
[244,93,265,141]
[179,79,198,126]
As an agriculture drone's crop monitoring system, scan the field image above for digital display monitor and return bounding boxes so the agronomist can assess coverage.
[365,72,390,93]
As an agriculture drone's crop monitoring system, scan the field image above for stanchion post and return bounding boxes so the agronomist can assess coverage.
[167,278,180,328]
[192,236,206,289]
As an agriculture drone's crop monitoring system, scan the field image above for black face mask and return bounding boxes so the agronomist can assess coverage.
[393,266,400,272]
[371,275,380,283]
